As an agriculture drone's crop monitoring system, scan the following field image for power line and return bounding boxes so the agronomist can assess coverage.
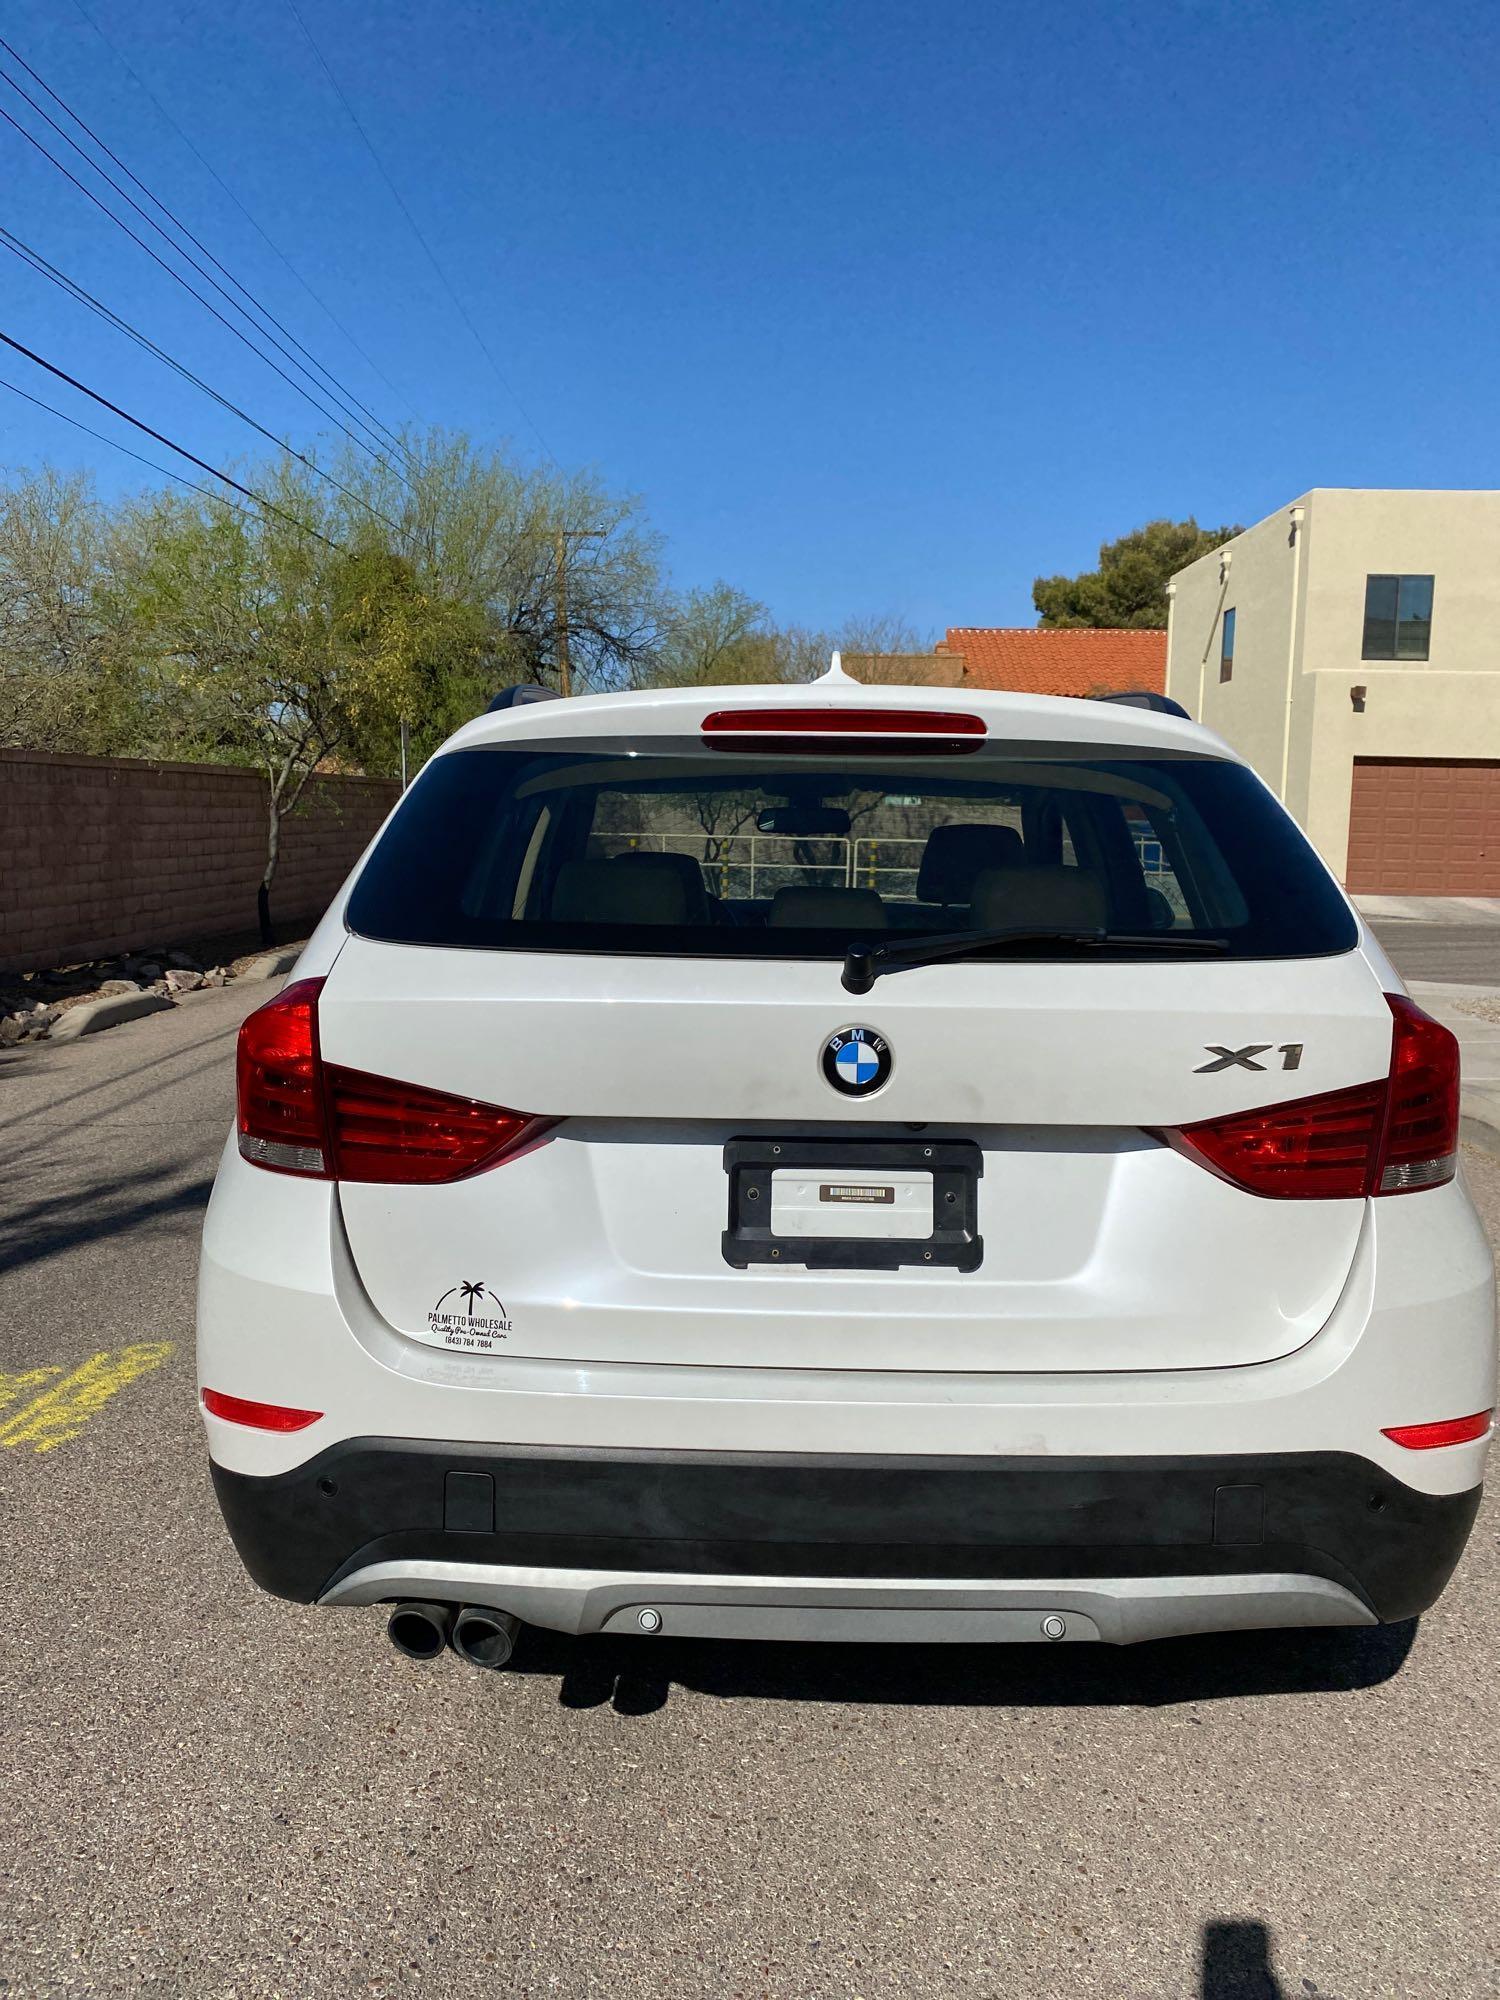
[0,70,408,481]
[67,0,416,441]
[0,327,344,549]
[0,365,264,522]
[0,33,406,467]
[282,0,559,468]
[0,92,395,481]
[0,223,399,531]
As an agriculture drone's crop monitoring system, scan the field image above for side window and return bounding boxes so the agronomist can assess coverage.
[1363,574,1433,660]
[1123,800,1189,927]
[1219,606,1236,683]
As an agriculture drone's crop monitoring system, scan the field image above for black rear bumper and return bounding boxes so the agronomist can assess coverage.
[209,1440,1481,1627]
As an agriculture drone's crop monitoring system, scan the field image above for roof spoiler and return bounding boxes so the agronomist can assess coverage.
[1091,689,1190,720]
[486,683,564,713]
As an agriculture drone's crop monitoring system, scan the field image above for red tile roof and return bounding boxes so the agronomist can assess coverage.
[946,627,1166,698]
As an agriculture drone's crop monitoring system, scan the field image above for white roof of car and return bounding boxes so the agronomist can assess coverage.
[449,675,1234,760]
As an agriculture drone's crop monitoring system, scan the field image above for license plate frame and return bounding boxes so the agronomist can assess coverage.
[722,1138,983,1271]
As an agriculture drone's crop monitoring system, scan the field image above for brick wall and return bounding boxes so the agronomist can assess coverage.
[0,750,400,973]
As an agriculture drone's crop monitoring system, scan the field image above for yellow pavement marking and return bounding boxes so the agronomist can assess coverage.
[0,1367,65,1412]
[0,1342,175,1454]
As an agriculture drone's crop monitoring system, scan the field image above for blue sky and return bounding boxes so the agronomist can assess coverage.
[2,0,1497,633]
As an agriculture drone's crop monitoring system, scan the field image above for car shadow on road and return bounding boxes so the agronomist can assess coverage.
[0,1173,215,1276]
[507,1617,1415,1716]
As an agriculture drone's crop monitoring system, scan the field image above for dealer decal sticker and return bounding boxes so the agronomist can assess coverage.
[427,1280,512,1351]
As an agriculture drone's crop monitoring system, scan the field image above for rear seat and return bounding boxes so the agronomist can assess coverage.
[552,853,710,925]
[970,863,1107,931]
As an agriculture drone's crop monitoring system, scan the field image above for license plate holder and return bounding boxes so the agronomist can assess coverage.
[722,1138,983,1271]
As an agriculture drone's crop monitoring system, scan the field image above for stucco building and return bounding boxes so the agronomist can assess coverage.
[1166,489,1500,893]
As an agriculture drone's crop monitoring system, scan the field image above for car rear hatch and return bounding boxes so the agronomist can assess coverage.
[305,697,1396,1374]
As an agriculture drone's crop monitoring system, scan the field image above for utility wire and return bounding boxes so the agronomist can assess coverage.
[0,327,344,549]
[282,0,559,468]
[0,73,407,480]
[0,35,402,467]
[0,365,264,522]
[66,0,416,444]
[0,104,404,493]
[0,224,399,531]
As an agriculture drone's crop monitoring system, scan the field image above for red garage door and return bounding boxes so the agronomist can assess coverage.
[1346,758,1500,894]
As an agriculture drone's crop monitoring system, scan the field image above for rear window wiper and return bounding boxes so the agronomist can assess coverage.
[841,925,1231,993]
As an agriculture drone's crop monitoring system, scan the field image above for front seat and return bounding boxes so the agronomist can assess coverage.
[916,824,1026,918]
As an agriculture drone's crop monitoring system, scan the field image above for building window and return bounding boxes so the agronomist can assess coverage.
[1219,606,1236,683]
[1362,574,1433,661]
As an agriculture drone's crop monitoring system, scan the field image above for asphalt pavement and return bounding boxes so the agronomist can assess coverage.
[1,984,1498,1998]
[1366,919,1500,987]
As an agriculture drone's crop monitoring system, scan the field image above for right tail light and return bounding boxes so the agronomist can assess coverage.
[1161,993,1459,1200]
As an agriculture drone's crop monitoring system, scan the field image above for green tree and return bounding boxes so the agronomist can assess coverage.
[110,468,377,943]
[1032,518,1240,629]
[335,430,666,693]
[646,582,785,687]
[101,431,674,939]
[331,545,494,773]
[0,468,141,752]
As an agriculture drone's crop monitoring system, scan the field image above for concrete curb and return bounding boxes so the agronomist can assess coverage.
[48,989,174,1042]
[1461,1113,1500,1161]
[1357,895,1500,926]
[239,947,302,982]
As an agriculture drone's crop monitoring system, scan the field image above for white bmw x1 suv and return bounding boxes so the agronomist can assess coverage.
[198,676,1496,1665]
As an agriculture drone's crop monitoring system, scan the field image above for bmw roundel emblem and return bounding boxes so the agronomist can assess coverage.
[822,1025,892,1096]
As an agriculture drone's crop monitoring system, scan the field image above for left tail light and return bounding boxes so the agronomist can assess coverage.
[236,978,329,1174]
[236,977,551,1183]
[1160,993,1459,1200]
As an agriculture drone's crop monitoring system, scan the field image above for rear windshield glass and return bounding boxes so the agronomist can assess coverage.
[346,739,1358,961]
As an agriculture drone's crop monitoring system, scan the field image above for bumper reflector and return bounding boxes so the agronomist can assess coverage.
[201,1388,323,1432]
[1382,1410,1492,1450]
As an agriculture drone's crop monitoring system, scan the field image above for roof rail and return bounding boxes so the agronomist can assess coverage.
[486,683,563,713]
[1091,689,1190,720]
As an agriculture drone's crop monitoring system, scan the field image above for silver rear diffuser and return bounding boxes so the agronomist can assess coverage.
[322,1562,1374,1646]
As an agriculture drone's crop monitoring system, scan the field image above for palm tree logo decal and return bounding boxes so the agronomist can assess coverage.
[433,1280,502,1319]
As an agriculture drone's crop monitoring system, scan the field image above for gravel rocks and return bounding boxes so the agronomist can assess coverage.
[2,937,304,1053]
[0,1000,57,1044]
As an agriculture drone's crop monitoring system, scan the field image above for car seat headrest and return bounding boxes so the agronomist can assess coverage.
[916,824,1025,905]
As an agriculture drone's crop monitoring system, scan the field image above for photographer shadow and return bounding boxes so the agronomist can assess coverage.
[1201,1919,1289,1999]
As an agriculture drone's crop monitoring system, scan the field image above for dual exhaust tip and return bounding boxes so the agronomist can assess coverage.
[387,1600,519,1670]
